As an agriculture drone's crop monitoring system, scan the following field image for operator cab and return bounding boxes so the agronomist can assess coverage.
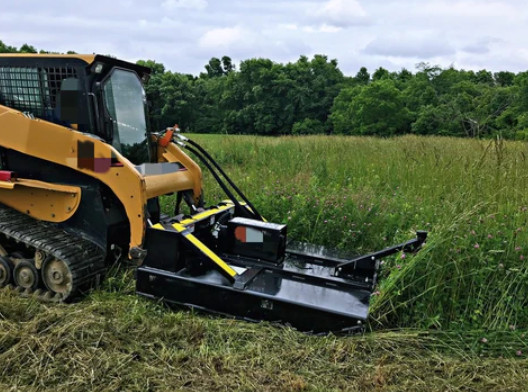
[0,54,152,164]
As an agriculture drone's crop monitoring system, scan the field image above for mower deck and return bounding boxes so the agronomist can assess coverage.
[137,243,372,333]
[137,234,426,333]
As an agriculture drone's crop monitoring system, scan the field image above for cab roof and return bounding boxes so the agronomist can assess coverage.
[0,53,151,77]
[0,53,97,63]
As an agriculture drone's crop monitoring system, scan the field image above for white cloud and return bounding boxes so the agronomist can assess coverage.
[364,33,455,59]
[279,24,298,31]
[419,1,516,19]
[302,24,342,33]
[198,26,249,50]
[312,0,368,27]
[161,0,207,11]
[319,24,341,33]
[462,43,490,55]
[461,37,501,55]
[1,0,527,75]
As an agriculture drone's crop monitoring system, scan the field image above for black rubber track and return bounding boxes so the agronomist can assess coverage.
[0,204,105,301]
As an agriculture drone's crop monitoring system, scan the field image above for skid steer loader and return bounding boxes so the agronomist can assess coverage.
[0,54,426,333]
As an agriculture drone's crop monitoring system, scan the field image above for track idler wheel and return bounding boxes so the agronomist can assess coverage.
[41,257,73,298]
[13,260,40,290]
[0,256,13,287]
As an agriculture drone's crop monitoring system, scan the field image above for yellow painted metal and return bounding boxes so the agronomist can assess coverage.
[0,53,96,64]
[0,182,14,189]
[0,104,147,252]
[144,171,194,199]
[179,203,234,226]
[0,178,81,223]
[158,141,203,203]
[0,104,206,258]
[171,222,238,278]
[151,219,237,278]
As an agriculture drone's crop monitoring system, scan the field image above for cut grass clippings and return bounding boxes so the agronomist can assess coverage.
[1,285,528,392]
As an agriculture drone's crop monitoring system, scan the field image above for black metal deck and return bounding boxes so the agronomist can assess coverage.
[136,207,427,334]
[137,243,376,333]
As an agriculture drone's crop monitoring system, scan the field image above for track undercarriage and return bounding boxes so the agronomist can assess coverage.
[0,205,105,301]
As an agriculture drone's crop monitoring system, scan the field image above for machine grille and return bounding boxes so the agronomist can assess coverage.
[0,66,77,120]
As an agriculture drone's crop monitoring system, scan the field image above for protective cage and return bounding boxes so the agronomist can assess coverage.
[0,65,77,119]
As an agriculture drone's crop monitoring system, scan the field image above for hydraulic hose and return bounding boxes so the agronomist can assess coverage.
[181,144,254,219]
[183,137,263,221]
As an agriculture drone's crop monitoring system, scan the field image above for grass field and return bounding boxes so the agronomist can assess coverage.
[1,134,528,391]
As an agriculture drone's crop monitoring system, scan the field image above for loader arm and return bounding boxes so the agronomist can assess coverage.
[155,138,202,204]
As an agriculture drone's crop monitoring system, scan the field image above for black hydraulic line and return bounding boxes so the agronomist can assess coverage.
[184,138,264,221]
[183,145,253,219]
[174,191,183,215]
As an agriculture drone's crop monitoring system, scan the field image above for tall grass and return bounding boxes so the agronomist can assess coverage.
[182,134,528,331]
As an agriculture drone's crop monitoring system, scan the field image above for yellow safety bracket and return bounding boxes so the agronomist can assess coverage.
[151,221,238,281]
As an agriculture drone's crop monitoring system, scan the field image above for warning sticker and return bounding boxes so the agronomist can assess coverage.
[234,226,264,243]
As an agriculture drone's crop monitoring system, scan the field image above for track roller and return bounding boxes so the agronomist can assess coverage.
[13,260,40,290]
[0,256,13,287]
[41,257,73,297]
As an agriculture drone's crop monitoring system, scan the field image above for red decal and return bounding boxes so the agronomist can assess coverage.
[94,157,111,173]
[0,171,15,181]
[234,226,246,243]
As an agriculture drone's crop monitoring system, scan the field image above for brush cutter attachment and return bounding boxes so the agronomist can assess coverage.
[136,132,427,333]
[136,201,427,333]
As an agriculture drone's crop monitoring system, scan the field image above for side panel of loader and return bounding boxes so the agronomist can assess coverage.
[0,105,148,251]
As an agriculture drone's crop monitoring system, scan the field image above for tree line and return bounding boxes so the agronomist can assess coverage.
[2,40,528,139]
[140,58,528,140]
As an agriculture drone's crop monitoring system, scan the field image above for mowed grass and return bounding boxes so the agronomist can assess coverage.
[2,283,528,392]
[1,134,528,391]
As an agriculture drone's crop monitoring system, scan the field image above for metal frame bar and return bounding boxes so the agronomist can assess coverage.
[334,231,427,277]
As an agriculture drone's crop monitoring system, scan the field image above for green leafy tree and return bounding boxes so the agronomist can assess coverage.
[495,72,528,138]
[202,56,235,78]
[472,70,494,86]
[372,67,390,81]
[331,79,410,135]
[284,55,344,132]
[193,76,229,133]
[19,44,37,53]
[0,40,17,53]
[292,118,325,135]
[494,71,515,87]
[5,39,526,139]
[221,56,235,74]
[353,67,370,85]
[158,72,197,131]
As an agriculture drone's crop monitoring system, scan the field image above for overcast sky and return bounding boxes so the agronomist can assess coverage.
[1,0,527,76]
